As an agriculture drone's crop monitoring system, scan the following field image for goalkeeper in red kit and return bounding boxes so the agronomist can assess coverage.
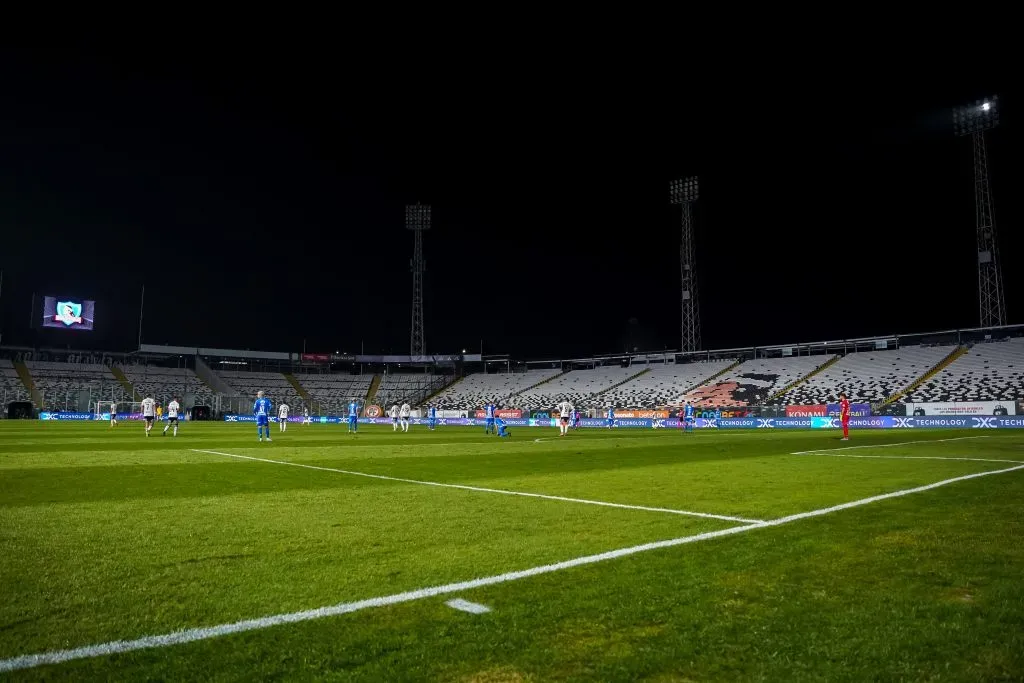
[839,392,851,441]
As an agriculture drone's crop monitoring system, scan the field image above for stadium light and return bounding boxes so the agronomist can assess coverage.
[669,177,701,352]
[952,95,1006,328]
[953,96,999,136]
[669,177,699,204]
[406,203,431,356]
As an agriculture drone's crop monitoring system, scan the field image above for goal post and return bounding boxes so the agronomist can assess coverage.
[92,400,142,420]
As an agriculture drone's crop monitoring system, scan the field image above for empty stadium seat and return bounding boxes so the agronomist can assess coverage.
[24,360,124,410]
[432,369,562,410]
[292,373,373,414]
[375,374,450,408]
[780,346,954,405]
[1,359,31,405]
[516,367,644,410]
[908,338,1024,402]
[118,365,217,407]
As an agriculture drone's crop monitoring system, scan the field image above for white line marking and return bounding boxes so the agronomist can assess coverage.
[445,598,491,614]
[797,453,1024,465]
[790,435,990,455]
[190,449,762,525]
[3,461,1021,673]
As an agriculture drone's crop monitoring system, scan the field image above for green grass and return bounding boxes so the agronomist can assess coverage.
[1,421,1023,681]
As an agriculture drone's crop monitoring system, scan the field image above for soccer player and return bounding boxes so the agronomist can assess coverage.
[428,404,437,430]
[254,390,273,442]
[839,391,851,441]
[390,404,399,431]
[484,403,495,435]
[574,408,582,430]
[141,395,156,436]
[303,407,310,425]
[156,404,163,421]
[683,400,695,433]
[110,401,118,427]
[557,401,573,436]
[163,397,181,437]
[606,406,615,429]
[347,400,359,433]
[278,402,289,432]
[400,402,411,432]
[496,416,510,438]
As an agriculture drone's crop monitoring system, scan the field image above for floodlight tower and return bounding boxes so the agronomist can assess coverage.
[406,203,430,356]
[670,177,701,352]
[953,96,1005,328]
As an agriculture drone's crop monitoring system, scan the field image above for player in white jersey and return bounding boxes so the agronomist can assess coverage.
[400,403,411,432]
[162,398,181,437]
[278,403,290,431]
[390,404,399,431]
[141,396,156,436]
[303,407,310,424]
[557,401,574,436]
[109,402,118,427]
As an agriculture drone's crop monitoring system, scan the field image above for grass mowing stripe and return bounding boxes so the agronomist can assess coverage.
[796,453,1024,464]
[191,449,764,524]
[790,435,989,455]
[4,461,1022,674]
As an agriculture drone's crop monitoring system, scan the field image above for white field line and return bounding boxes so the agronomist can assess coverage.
[790,435,990,455]
[532,432,770,443]
[797,453,1024,465]
[3,461,1022,673]
[190,449,763,525]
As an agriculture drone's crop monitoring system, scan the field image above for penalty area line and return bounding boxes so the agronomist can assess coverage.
[790,435,991,455]
[4,461,1022,673]
[190,449,763,525]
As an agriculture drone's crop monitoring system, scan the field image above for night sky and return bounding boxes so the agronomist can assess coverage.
[1,49,1020,359]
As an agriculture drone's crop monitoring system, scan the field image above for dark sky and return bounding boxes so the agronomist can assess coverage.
[1,48,1020,359]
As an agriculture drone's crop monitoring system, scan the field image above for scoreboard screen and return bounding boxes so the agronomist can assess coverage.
[41,296,96,331]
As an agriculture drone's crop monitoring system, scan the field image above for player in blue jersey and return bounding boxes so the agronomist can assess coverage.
[683,401,695,432]
[495,416,510,438]
[254,390,273,442]
[347,400,359,433]
[484,403,495,434]
[606,407,614,429]
[428,405,437,430]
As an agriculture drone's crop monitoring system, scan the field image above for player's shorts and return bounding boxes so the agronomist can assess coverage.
[144,416,154,424]
[110,413,117,419]
[348,416,357,423]
[561,417,569,425]
[168,416,178,424]
[392,416,398,422]
[486,417,494,425]
[256,415,269,426]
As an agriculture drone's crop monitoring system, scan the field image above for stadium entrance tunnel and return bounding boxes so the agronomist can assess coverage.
[192,405,212,421]
[6,401,34,419]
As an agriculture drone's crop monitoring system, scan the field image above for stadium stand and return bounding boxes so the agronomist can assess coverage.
[24,360,123,410]
[1,359,31,404]
[118,365,217,407]
[218,370,304,407]
[599,360,737,408]
[432,368,562,409]
[294,373,373,413]
[516,366,646,409]
[375,374,449,408]
[907,338,1024,402]
[685,355,835,407]
[780,345,955,405]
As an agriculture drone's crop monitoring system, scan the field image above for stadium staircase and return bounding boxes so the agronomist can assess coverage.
[516,369,571,395]
[13,361,43,408]
[767,355,840,402]
[283,373,312,403]
[595,367,650,395]
[420,375,460,405]
[110,366,142,401]
[880,345,969,407]
[194,356,234,395]
[365,374,382,405]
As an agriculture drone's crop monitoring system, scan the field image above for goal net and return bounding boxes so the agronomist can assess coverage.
[93,401,142,419]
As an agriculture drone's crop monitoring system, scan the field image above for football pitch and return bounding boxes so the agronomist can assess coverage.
[2,422,1023,681]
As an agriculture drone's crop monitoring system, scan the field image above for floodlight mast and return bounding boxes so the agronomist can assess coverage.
[670,177,701,352]
[406,203,430,356]
[953,96,1005,328]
